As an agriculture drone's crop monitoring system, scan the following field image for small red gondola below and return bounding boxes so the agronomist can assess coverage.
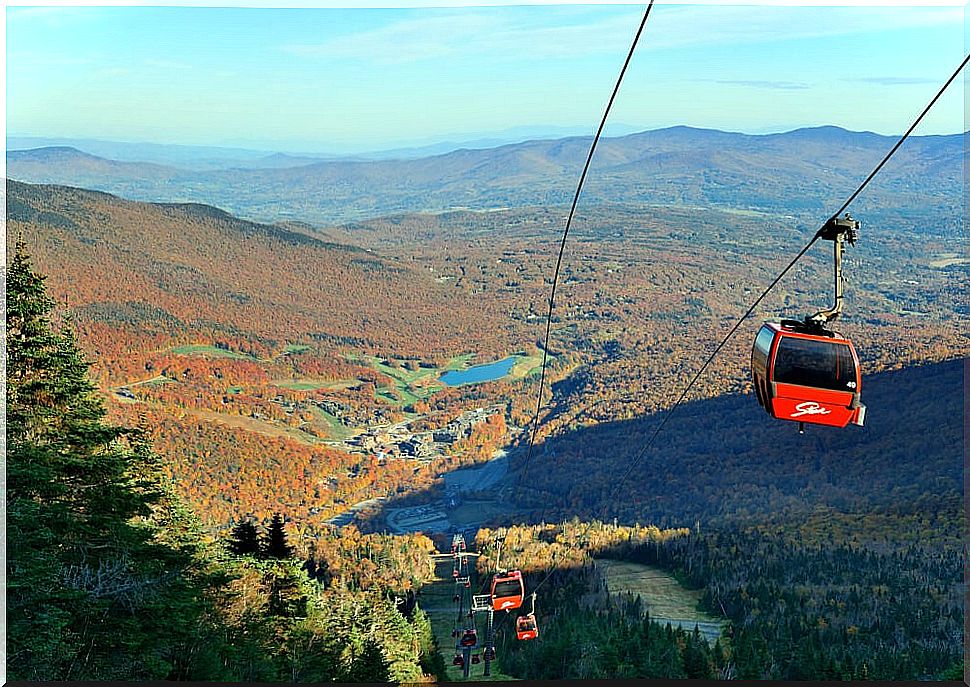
[452,654,464,667]
[751,321,865,428]
[516,614,539,641]
[491,570,525,611]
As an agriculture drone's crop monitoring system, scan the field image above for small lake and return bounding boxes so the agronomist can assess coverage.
[439,356,517,386]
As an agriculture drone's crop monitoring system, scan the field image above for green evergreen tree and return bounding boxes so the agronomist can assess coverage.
[266,561,309,619]
[345,638,391,682]
[683,624,714,678]
[414,608,447,680]
[263,512,294,559]
[6,244,220,680]
[229,519,261,556]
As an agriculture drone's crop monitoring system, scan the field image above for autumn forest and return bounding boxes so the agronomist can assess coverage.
[6,121,966,682]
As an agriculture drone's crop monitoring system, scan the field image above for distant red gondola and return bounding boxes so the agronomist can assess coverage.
[516,614,539,641]
[459,629,478,648]
[490,570,525,611]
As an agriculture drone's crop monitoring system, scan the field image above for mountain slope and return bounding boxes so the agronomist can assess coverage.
[6,180,519,361]
[8,146,183,181]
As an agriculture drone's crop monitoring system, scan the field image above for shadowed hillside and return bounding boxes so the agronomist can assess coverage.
[507,357,963,532]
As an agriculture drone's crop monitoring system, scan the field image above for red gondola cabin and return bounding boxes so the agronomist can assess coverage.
[516,615,539,641]
[491,570,525,611]
[459,629,478,648]
[751,321,865,428]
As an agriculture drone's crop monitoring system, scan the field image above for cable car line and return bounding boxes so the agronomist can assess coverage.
[486,6,656,634]
[516,1,655,496]
[461,1,965,663]
[608,50,968,492]
[612,237,818,488]
[503,49,969,605]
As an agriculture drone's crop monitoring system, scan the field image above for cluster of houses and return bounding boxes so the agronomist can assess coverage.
[349,406,499,462]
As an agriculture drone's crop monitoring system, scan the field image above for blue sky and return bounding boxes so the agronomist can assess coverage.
[6,3,966,153]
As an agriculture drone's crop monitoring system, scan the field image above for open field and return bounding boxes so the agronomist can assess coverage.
[269,377,365,392]
[928,253,969,269]
[364,354,472,383]
[507,353,545,380]
[179,406,325,446]
[448,500,508,526]
[270,379,332,391]
[309,406,360,441]
[595,558,725,643]
[349,352,529,407]
[131,374,173,387]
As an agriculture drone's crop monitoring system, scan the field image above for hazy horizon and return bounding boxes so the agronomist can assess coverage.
[7,3,965,154]
[7,120,966,164]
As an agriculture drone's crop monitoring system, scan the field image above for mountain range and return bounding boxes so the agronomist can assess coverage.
[8,126,963,226]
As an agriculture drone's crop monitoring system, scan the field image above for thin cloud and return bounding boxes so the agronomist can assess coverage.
[144,58,194,71]
[7,51,95,69]
[280,5,961,66]
[282,13,500,63]
[632,5,962,51]
[7,6,91,27]
[704,79,810,90]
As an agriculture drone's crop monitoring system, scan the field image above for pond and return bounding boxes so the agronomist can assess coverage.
[439,356,517,386]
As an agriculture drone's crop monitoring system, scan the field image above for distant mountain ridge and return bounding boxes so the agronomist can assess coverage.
[8,126,964,225]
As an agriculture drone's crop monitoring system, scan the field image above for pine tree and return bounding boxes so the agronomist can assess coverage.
[229,519,261,556]
[345,638,390,682]
[6,244,219,680]
[263,512,295,559]
[8,243,147,678]
[266,562,308,619]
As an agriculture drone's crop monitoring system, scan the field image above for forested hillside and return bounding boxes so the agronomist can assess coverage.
[462,519,963,680]
[508,358,963,528]
[9,178,966,539]
[8,2,966,681]
[7,180,519,364]
[6,245,447,681]
[7,173,965,681]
